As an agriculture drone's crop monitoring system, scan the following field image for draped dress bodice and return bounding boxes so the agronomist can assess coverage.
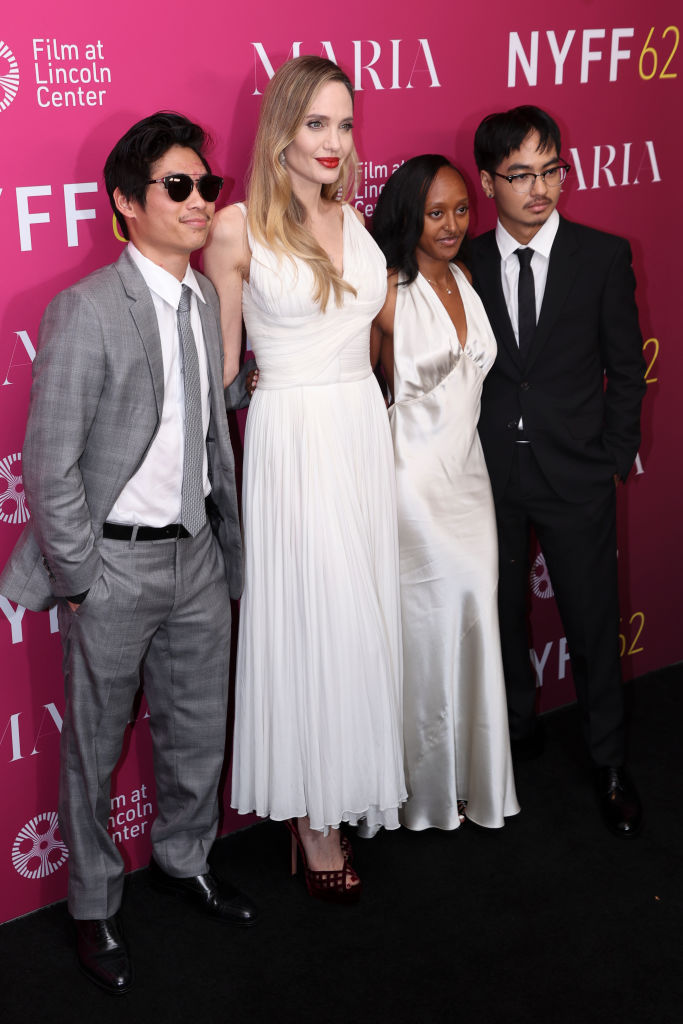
[240,202,387,389]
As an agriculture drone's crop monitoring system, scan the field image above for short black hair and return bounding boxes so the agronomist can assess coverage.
[372,154,466,285]
[473,105,561,175]
[104,111,211,240]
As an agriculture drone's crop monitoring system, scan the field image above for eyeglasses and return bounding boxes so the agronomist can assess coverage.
[493,164,571,194]
[146,173,224,203]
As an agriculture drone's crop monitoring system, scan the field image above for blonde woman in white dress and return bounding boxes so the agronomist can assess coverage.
[204,56,406,903]
[371,155,519,832]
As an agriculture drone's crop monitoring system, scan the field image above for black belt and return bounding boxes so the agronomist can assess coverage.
[102,522,191,541]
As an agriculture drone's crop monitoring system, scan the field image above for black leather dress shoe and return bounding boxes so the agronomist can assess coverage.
[596,766,643,838]
[510,722,545,761]
[148,859,258,925]
[74,915,133,995]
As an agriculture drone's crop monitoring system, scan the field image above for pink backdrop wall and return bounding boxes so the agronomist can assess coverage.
[1,3,681,922]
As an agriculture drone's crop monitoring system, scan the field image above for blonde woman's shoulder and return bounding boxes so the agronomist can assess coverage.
[348,203,365,225]
[210,202,248,240]
[205,203,251,277]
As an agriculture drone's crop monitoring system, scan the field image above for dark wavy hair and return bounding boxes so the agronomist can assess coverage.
[372,155,467,286]
[473,105,561,174]
[104,111,212,240]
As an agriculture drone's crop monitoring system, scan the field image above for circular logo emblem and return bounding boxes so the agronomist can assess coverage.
[0,452,29,524]
[12,812,69,879]
[530,552,554,599]
[0,41,19,112]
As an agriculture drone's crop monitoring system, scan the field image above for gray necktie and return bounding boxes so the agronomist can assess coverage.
[177,284,206,536]
[515,247,536,361]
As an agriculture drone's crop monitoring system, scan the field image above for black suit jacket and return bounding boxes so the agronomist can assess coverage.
[470,216,646,503]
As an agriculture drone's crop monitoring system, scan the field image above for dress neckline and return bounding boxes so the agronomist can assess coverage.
[417,265,468,350]
[243,201,351,283]
[325,202,349,280]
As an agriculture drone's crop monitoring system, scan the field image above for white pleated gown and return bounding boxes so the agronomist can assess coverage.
[392,266,519,830]
[231,205,406,832]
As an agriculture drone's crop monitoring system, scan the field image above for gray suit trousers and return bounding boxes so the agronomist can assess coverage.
[57,523,231,919]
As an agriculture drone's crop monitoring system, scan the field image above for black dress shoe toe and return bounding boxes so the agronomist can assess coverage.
[596,766,642,838]
[149,859,259,925]
[75,916,133,995]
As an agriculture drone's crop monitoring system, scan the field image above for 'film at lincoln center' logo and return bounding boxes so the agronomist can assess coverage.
[0,41,20,111]
[0,453,29,524]
[12,811,69,879]
[530,553,554,599]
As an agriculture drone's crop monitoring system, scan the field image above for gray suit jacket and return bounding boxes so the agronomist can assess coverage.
[0,248,245,611]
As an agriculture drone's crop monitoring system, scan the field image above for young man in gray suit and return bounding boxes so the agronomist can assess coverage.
[470,106,646,839]
[0,112,256,994]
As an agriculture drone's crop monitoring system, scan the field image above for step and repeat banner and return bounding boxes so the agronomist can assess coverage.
[1,3,681,921]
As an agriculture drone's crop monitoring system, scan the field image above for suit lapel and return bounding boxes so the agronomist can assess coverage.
[475,232,522,367]
[115,248,164,419]
[115,252,226,444]
[525,216,580,369]
[197,282,237,498]
[197,291,224,425]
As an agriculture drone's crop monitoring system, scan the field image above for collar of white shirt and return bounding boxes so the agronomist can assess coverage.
[127,242,206,308]
[495,208,560,263]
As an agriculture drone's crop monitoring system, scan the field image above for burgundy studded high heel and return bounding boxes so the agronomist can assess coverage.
[286,820,361,905]
[340,835,353,864]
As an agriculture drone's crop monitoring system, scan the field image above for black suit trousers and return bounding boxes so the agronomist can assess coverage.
[496,444,624,766]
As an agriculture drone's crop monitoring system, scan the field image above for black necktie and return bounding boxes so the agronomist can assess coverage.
[515,247,536,360]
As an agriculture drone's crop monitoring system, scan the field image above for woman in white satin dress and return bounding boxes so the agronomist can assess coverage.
[204,56,405,900]
[371,155,519,830]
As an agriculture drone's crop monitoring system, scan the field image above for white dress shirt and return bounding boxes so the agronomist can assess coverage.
[108,243,211,526]
[495,208,560,343]
[495,210,560,434]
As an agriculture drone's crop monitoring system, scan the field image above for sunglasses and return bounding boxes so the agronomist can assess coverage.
[146,173,224,203]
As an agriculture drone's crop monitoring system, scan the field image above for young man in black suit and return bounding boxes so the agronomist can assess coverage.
[469,105,646,837]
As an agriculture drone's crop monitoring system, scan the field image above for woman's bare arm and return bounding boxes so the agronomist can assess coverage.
[371,271,398,401]
[203,204,251,388]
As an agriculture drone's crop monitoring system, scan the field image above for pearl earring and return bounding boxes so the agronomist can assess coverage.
[279,151,286,166]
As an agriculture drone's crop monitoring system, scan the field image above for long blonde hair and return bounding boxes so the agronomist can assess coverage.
[247,55,359,311]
